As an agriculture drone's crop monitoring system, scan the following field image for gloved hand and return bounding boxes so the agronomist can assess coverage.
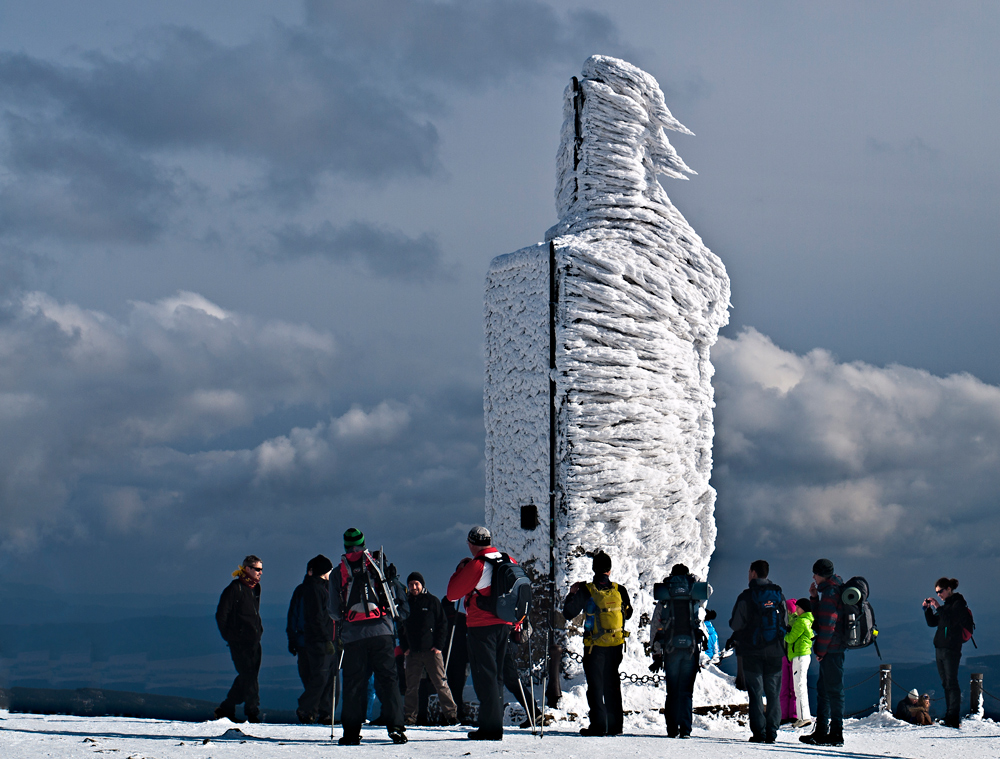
[325,640,336,655]
[288,642,298,656]
[648,655,663,673]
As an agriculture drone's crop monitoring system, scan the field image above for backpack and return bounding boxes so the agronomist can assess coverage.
[584,582,629,647]
[840,576,881,657]
[652,575,706,653]
[340,551,404,623]
[749,584,788,646]
[286,583,307,649]
[960,605,976,647]
[476,553,532,625]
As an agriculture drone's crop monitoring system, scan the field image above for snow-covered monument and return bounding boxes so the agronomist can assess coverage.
[483,55,730,681]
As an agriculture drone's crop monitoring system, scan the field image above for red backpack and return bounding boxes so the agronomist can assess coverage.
[340,553,391,623]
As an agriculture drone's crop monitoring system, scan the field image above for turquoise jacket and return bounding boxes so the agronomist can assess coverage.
[784,611,814,659]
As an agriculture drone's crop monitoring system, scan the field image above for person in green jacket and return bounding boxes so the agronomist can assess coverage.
[784,598,814,728]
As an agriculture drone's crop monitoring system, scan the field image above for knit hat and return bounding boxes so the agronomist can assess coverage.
[908,689,919,700]
[812,558,835,578]
[344,527,365,549]
[308,554,333,575]
[467,526,491,547]
[407,571,425,586]
[592,551,612,574]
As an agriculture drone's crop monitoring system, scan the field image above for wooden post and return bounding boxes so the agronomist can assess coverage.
[971,672,984,718]
[879,664,892,712]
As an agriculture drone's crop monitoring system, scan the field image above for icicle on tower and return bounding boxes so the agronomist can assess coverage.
[483,56,731,679]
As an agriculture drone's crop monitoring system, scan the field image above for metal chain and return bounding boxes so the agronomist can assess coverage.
[981,688,1000,703]
[562,648,666,685]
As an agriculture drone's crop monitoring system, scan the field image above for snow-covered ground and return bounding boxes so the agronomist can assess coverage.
[3,708,997,759]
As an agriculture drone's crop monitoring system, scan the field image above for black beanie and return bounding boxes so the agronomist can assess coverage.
[308,554,333,575]
[344,527,365,549]
[592,551,612,574]
[813,558,835,578]
[407,571,425,586]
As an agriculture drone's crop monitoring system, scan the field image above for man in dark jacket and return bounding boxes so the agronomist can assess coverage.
[729,559,787,744]
[215,555,264,722]
[400,571,458,725]
[328,528,408,745]
[801,558,846,746]
[924,576,968,728]
[562,551,633,736]
[288,555,336,725]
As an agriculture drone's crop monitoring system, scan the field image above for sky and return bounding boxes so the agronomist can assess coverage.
[1,1,999,653]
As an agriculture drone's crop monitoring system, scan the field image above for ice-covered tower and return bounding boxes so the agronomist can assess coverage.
[484,56,730,673]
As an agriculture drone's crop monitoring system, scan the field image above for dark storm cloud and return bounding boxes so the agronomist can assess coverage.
[710,329,1000,587]
[0,113,178,242]
[270,221,444,279]
[304,0,621,88]
[0,1,618,215]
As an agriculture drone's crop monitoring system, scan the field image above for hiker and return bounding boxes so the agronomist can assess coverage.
[800,559,845,747]
[729,559,787,744]
[924,577,969,728]
[704,610,720,661]
[328,528,409,745]
[563,551,633,736]
[784,597,813,728]
[400,571,459,726]
[894,689,933,725]
[287,555,336,725]
[446,526,518,741]
[779,598,798,725]
[649,563,704,739]
[214,555,264,723]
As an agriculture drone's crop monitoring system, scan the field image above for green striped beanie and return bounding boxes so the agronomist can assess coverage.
[344,527,365,548]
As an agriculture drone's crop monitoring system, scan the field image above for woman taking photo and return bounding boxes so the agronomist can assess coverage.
[922,577,969,728]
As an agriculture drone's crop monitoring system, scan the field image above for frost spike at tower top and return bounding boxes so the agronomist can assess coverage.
[483,55,730,662]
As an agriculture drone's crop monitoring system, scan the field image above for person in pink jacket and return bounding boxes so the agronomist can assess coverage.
[780,598,798,724]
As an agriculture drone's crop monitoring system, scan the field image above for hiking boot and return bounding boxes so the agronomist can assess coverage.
[338,735,361,745]
[245,711,262,724]
[822,729,844,746]
[792,718,812,729]
[296,708,316,724]
[213,706,237,721]
[799,727,828,745]
[388,729,408,744]
[468,729,503,741]
[580,725,606,736]
[748,735,766,743]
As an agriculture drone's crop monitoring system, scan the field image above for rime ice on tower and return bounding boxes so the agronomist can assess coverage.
[484,56,730,671]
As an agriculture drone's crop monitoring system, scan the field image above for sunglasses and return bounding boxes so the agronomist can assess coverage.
[247,566,263,573]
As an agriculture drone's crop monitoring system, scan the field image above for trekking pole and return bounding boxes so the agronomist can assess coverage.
[540,626,548,739]
[524,626,538,736]
[443,621,456,672]
[331,648,344,741]
[517,675,536,736]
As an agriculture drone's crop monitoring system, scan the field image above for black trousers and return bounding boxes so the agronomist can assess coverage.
[582,644,624,735]
[297,642,335,719]
[467,624,509,733]
[446,632,470,721]
[222,641,261,715]
[341,635,403,736]
[936,648,962,724]
[743,654,782,740]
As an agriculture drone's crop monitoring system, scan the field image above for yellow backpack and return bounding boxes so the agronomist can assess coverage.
[584,583,629,647]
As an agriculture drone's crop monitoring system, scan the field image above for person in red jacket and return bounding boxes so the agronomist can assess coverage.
[446,526,513,741]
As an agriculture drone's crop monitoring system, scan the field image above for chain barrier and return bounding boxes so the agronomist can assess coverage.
[981,688,1000,703]
[562,648,666,685]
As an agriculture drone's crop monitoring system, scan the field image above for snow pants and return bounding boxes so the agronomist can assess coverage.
[780,655,797,720]
[467,624,509,734]
[296,641,334,720]
[791,655,812,721]
[341,635,403,737]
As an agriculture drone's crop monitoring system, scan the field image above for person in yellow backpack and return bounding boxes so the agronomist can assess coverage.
[563,551,633,736]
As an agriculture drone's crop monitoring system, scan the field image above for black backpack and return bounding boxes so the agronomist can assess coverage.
[286,583,306,649]
[840,576,880,657]
[477,553,532,625]
[652,575,707,653]
[749,584,788,646]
